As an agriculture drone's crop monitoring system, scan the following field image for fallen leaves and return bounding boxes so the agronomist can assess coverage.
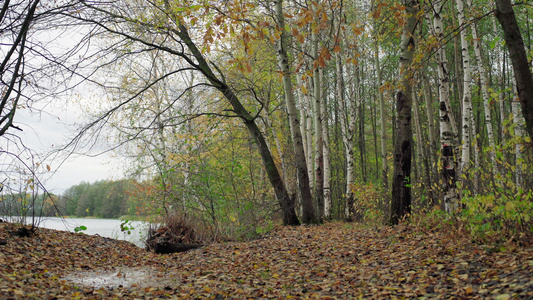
[1,221,532,299]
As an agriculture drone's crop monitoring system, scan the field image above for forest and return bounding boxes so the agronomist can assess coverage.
[0,180,135,219]
[1,0,533,243]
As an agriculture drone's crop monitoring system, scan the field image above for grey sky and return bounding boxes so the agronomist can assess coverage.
[14,98,125,195]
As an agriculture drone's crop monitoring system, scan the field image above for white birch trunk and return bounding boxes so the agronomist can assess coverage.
[312,31,324,220]
[337,53,357,221]
[374,26,388,188]
[432,0,459,212]
[297,72,315,189]
[512,80,525,188]
[297,76,308,166]
[422,76,437,175]
[274,0,315,223]
[296,86,306,218]
[412,88,424,183]
[320,68,332,220]
[306,79,315,188]
[469,104,480,193]
[469,9,497,176]
[492,10,506,146]
[456,0,473,175]
[183,71,195,209]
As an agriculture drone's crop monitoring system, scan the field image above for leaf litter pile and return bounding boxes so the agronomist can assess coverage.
[1,221,532,299]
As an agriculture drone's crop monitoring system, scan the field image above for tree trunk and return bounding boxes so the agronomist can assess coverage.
[495,0,533,140]
[374,30,388,189]
[274,0,314,224]
[492,13,506,146]
[358,80,367,184]
[412,87,430,201]
[450,0,463,106]
[422,75,437,199]
[320,68,332,220]
[312,31,324,221]
[389,0,418,225]
[470,104,480,194]
[512,89,525,188]
[163,4,300,225]
[468,3,499,179]
[337,53,357,222]
[296,70,315,191]
[306,80,315,190]
[456,0,473,177]
[431,0,459,212]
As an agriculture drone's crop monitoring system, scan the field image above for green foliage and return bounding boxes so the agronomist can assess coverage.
[454,119,533,244]
[350,182,388,225]
[459,183,533,244]
[125,116,281,241]
[74,225,87,233]
[119,219,135,235]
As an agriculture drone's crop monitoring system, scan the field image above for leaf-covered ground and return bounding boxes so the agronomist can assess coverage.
[1,221,532,299]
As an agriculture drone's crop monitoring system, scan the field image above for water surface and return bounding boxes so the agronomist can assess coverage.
[2,216,150,247]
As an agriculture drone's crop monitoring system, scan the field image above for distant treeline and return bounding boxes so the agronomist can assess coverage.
[0,180,137,219]
[59,179,136,218]
[0,192,59,218]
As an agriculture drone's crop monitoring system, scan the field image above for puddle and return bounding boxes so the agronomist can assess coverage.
[64,267,179,289]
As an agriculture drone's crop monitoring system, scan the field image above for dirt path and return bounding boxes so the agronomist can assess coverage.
[1,221,532,299]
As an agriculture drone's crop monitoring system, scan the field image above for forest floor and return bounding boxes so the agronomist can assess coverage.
[0,220,532,299]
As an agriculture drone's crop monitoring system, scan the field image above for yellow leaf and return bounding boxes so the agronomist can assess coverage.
[46,165,51,171]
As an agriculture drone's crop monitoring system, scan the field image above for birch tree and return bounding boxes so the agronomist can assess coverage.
[389,0,418,225]
[430,0,459,212]
[456,0,473,176]
[296,71,315,190]
[492,12,506,145]
[70,0,303,225]
[336,52,357,221]
[373,0,388,189]
[512,91,525,188]
[467,0,498,178]
[320,68,332,220]
[311,30,325,220]
[274,0,316,223]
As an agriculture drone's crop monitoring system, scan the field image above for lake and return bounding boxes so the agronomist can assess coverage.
[1,216,151,247]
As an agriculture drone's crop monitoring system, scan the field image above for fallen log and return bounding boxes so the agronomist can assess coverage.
[151,242,203,254]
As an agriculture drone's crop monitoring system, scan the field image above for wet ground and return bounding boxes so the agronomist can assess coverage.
[63,267,179,289]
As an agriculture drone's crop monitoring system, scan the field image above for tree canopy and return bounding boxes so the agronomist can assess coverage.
[1,0,532,242]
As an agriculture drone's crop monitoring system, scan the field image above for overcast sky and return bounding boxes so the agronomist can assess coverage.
[13,98,126,196]
[4,15,129,195]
